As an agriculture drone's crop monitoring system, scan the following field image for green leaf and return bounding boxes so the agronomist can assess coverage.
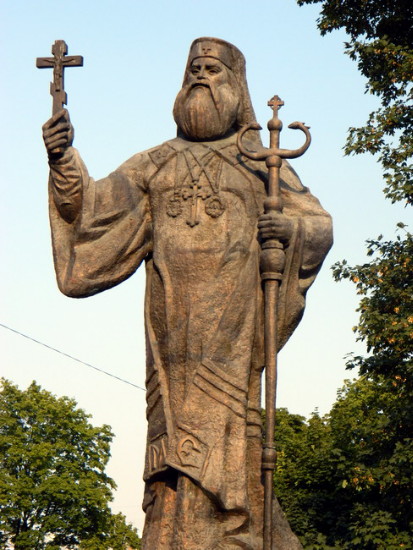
[0,379,141,550]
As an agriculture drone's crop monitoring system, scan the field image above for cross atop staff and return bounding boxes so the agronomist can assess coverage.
[267,94,284,114]
[36,40,83,115]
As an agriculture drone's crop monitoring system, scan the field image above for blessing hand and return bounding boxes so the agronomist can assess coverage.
[42,109,74,160]
[258,212,294,244]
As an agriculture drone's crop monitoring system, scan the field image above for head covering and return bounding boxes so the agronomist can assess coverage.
[182,37,258,132]
[188,37,242,70]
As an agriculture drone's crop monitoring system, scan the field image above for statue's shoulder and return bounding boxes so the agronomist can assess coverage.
[146,139,182,168]
[215,135,307,194]
[112,139,180,186]
[118,140,175,169]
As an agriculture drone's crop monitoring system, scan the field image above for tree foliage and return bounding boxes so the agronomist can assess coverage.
[0,379,140,550]
[328,230,412,547]
[277,1,413,547]
[297,0,413,204]
[79,513,142,550]
[332,229,413,379]
[276,232,413,549]
[274,409,336,548]
[275,379,413,548]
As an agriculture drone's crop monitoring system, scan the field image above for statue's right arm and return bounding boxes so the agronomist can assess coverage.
[43,109,81,223]
[43,109,156,297]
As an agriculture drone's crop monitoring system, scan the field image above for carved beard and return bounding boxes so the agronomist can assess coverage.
[173,81,240,141]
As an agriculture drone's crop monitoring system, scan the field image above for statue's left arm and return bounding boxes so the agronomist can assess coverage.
[276,161,333,348]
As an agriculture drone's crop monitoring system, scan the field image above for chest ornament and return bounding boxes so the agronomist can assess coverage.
[205,196,225,218]
[166,150,225,227]
[166,196,183,218]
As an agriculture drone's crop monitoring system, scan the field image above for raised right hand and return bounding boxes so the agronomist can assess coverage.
[42,109,74,159]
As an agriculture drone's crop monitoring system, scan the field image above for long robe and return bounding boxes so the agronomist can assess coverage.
[48,132,333,549]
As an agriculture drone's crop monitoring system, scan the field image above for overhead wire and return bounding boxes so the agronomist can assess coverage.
[0,322,146,391]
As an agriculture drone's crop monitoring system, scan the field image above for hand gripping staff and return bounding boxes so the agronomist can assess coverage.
[237,96,311,550]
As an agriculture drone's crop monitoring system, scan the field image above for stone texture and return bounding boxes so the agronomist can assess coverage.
[43,37,333,549]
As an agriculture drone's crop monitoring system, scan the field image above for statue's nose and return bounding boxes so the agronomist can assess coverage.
[197,68,206,79]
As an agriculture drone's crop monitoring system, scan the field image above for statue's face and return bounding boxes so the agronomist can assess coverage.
[173,56,240,141]
[186,58,230,89]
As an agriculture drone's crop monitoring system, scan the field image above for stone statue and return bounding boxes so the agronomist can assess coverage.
[42,37,333,550]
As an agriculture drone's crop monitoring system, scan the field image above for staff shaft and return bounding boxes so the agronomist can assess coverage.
[236,94,312,550]
[263,278,280,550]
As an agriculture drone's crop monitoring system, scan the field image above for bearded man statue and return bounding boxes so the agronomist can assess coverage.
[43,38,333,550]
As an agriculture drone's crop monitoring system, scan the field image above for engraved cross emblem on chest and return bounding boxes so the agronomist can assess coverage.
[182,179,211,227]
[166,149,225,226]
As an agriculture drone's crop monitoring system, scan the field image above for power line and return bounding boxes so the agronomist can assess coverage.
[0,322,146,392]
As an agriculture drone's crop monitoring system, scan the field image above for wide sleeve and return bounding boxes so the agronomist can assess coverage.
[48,147,155,298]
[277,161,333,348]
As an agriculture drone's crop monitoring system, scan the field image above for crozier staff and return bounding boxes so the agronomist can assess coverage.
[238,95,311,550]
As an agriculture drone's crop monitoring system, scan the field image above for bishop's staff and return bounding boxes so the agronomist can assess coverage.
[237,96,311,550]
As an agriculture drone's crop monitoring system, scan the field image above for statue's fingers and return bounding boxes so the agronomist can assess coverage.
[258,217,276,227]
[261,223,285,234]
[43,122,71,139]
[258,222,273,230]
[258,214,274,222]
[47,133,69,146]
[42,108,69,131]
[45,130,70,145]
[47,137,69,152]
[259,229,276,238]
[258,217,284,228]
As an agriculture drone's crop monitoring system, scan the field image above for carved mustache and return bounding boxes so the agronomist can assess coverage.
[184,81,220,112]
[190,82,210,88]
[186,82,212,96]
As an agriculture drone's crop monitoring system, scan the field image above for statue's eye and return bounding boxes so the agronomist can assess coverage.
[207,66,221,74]
[190,66,200,74]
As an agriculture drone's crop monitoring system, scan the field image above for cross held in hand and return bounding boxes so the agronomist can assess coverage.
[36,40,83,115]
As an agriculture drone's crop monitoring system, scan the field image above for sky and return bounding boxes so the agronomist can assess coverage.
[0,0,408,533]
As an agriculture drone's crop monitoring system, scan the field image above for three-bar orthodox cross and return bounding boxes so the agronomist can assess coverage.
[36,40,83,115]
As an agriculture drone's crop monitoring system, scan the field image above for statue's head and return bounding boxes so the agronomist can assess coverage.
[174,37,257,141]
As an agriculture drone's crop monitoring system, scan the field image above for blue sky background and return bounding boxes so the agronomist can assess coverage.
[1,0,408,532]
